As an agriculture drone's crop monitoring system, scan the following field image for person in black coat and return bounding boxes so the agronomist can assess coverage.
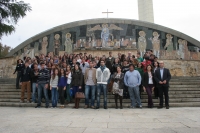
[13,59,24,89]
[142,65,155,108]
[154,61,171,109]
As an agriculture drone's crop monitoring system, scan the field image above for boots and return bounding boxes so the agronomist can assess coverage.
[115,94,118,109]
[77,99,80,109]
[119,96,123,109]
[73,98,78,109]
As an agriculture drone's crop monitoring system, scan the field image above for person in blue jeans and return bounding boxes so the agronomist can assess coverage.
[124,64,142,108]
[50,68,59,108]
[96,60,111,109]
[31,63,39,103]
[35,62,50,108]
[84,61,97,109]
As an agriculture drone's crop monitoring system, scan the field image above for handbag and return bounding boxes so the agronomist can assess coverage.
[107,80,114,92]
[75,91,85,99]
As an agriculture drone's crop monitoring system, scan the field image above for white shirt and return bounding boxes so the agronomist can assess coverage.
[148,72,153,84]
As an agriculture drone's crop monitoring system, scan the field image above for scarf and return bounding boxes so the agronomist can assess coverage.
[100,66,106,72]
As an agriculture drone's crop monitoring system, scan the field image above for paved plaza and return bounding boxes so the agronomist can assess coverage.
[0,107,200,133]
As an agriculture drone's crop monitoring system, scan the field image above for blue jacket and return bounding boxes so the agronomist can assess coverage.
[124,70,141,87]
[58,76,67,87]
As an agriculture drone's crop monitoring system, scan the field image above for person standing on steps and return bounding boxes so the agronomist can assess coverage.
[50,68,59,108]
[65,65,72,104]
[20,60,32,103]
[31,63,39,103]
[84,61,97,109]
[35,62,50,108]
[124,64,142,108]
[71,64,83,109]
[96,60,111,109]
[13,59,24,89]
[143,65,155,108]
[58,68,67,108]
[111,66,124,109]
[154,61,171,109]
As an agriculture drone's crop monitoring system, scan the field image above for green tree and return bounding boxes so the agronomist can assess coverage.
[0,42,12,57]
[0,0,32,39]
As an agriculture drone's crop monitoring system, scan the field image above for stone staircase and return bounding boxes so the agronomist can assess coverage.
[0,77,200,108]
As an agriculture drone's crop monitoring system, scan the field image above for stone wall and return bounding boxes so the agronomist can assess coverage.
[0,55,199,78]
[0,56,19,78]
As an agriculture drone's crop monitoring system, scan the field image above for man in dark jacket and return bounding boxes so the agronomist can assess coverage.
[35,62,50,108]
[20,60,32,103]
[154,61,171,109]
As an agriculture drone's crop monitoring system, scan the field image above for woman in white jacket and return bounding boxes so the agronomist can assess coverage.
[66,65,72,104]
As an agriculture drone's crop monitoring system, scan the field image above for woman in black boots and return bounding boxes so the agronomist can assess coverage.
[71,64,83,109]
[112,66,124,109]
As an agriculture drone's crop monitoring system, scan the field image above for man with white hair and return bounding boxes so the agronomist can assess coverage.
[154,61,171,109]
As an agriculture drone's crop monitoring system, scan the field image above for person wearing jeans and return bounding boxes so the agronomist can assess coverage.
[96,60,110,109]
[84,61,97,109]
[124,64,142,108]
[50,68,59,108]
[31,63,39,103]
[35,62,50,108]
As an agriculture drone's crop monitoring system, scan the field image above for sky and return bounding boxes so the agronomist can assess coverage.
[1,0,200,49]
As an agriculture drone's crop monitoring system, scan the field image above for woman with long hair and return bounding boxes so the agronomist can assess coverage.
[66,65,72,104]
[142,65,155,108]
[112,66,124,109]
[71,64,83,109]
[58,68,67,108]
[50,68,59,108]
[13,59,24,89]
[112,58,121,74]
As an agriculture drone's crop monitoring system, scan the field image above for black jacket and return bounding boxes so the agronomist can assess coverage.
[71,71,83,87]
[14,63,24,73]
[142,72,155,87]
[31,70,39,83]
[20,67,32,82]
[154,68,171,87]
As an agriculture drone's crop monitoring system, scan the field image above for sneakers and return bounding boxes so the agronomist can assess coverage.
[91,106,95,109]
[104,106,107,109]
[84,105,89,109]
[20,100,24,103]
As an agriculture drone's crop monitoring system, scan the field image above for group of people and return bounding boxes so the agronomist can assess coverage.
[13,50,171,109]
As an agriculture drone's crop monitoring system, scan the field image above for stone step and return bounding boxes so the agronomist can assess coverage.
[1,98,200,103]
[1,94,200,99]
[169,82,200,85]
[1,90,200,95]
[0,102,200,108]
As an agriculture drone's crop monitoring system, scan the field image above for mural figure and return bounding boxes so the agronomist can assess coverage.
[182,40,190,59]
[138,31,147,57]
[151,32,160,58]
[41,36,48,56]
[92,38,96,47]
[101,24,109,47]
[88,37,92,48]
[54,34,60,56]
[164,34,174,52]
[89,23,123,48]
[177,39,184,59]
[64,33,73,54]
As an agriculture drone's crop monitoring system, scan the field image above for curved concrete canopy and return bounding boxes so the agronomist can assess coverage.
[7,18,200,57]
